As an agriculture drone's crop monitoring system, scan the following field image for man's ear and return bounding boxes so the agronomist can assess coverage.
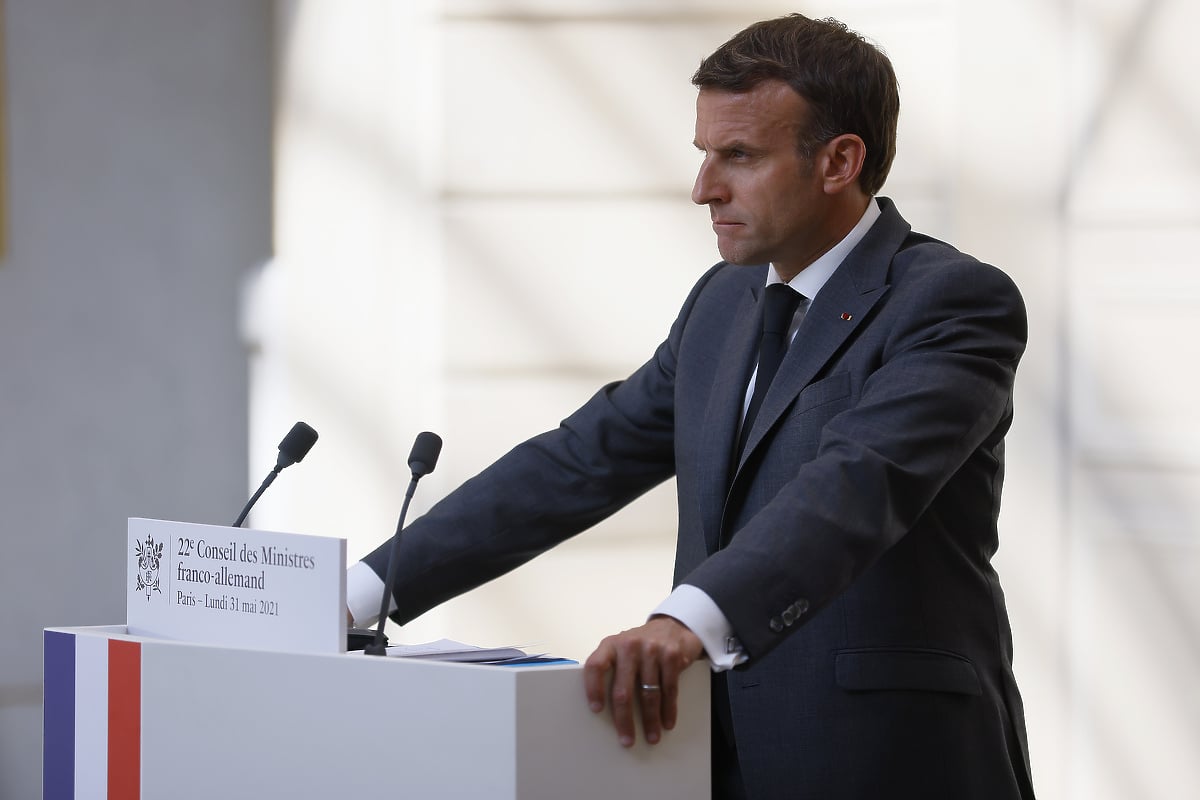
[818,133,867,195]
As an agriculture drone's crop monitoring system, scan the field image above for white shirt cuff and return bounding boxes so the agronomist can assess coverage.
[653,584,747,672]
[347,561,393,628]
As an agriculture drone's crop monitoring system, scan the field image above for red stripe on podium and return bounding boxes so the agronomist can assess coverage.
[108,639,141,800]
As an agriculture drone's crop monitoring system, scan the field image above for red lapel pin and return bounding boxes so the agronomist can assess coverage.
[840,312,853,321]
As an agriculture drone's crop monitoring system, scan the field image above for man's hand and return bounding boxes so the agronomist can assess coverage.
[583,616,705,748]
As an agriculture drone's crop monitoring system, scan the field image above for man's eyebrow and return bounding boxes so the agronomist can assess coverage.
[695,140,755,154]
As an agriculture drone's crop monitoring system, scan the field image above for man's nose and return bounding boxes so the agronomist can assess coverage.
[692,159,725,206]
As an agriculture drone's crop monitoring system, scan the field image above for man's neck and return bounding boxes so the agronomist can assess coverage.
[770,197,880,296]
[774,194,873,282]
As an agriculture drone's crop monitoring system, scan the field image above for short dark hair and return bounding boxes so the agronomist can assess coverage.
[692,14,900,196]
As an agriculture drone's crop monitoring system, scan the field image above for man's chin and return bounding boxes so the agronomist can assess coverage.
[719,250,766,268]
[716,239,767,267]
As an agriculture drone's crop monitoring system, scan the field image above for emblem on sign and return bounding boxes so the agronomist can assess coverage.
[135,535,164,601]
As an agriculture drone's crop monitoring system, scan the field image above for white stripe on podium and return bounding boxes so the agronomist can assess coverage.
[75,634,109,796]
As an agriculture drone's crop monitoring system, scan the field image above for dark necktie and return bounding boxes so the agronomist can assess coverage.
[737,284,804,455]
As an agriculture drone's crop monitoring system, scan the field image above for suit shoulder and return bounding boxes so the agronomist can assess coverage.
[893,232,1023,302]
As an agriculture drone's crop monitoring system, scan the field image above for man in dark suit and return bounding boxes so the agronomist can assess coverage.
[348,14,1035,799]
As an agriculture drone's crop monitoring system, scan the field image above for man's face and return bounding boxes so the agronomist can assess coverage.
[692,81,830,280]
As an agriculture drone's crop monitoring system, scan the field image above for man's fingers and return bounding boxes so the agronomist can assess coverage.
[583,640,615,713]
[659,661,681,731]
[637,657,665,745]
[608,638,640,747]
[657,634,693,732]
[582,619,705,748]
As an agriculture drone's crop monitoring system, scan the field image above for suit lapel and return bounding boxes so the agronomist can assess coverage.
[729,198,913,482]
[698,278,762,554]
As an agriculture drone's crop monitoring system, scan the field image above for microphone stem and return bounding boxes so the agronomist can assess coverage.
[365,475,420,656]
[232,465,282,528]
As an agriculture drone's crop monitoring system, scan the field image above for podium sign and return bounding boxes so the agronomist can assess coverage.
[126,518,345,654]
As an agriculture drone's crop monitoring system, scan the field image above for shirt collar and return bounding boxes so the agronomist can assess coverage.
[767,198,882,298]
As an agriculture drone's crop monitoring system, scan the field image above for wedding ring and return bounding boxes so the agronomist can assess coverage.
[639,683,662,692]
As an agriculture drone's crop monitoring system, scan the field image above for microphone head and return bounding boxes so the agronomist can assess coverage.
[408,431,442,478]
[276,421,319,469]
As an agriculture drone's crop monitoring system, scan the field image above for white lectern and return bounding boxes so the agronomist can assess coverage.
[43,625,711,799]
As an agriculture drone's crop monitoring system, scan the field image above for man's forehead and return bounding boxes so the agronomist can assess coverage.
[696,80,804,106]
[694,82,808,138]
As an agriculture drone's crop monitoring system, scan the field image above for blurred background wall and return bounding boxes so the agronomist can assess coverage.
[0,1,270,797]
[2,1,1197,798]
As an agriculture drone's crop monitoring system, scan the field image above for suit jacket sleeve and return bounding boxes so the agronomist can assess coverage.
[360,264,728,624]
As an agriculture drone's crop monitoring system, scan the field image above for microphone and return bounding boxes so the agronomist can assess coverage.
[364,431,443,656]
[231,421,319,528]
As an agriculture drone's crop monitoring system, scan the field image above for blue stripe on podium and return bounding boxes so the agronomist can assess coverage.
[43,630,76,800]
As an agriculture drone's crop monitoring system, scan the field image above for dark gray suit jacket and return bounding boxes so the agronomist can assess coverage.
[365,198,1035,799]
